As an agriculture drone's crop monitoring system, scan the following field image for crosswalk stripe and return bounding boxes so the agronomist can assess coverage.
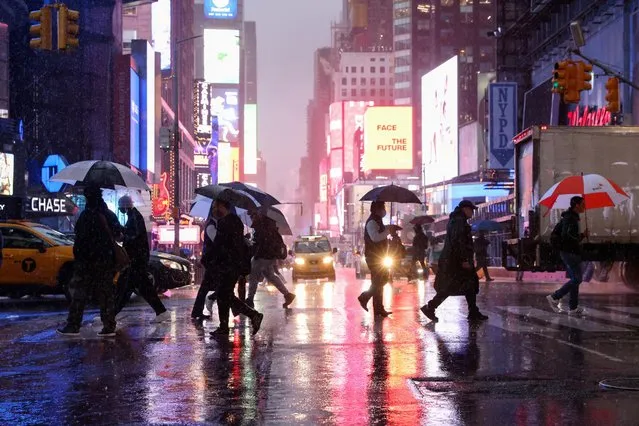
[605,306,639,315]
[497,306,631,332]
[582,308,639,328]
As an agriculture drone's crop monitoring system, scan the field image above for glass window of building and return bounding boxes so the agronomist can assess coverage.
[370,89,376,96]
[380,88,386,96]
[441,0,454,7]
[342,88,347,97]
[361,66,365,73]
[380,57,386,62]
[124,7,137,15]
[351,66,357,73]
[380,77,385,85]
[371,78,376,86]
[370,66,376,73]
[361,89,367,96]
[460,0,473,12]
[370,57,376,62]
[380,66,386,73]
[351,88,357,96]
[351,77,357,85]
[361,78,367,85]
[342,77,347,85]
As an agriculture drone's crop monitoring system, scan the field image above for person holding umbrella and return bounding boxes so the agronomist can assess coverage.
[420,200,489,323]
[412,224,429,279]
[474,231,494,282]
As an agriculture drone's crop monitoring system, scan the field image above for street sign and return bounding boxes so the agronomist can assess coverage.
[488,83,518,168]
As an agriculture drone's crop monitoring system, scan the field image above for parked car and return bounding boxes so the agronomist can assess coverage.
[147,251,193,293]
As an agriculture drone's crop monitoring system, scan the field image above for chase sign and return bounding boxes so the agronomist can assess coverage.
[41,155,68,193]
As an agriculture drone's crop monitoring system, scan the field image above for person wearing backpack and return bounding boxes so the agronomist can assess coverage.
[546,196,589,315]
[245,209,296,309]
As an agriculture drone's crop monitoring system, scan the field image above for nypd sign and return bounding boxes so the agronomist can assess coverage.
[488,83,518,168]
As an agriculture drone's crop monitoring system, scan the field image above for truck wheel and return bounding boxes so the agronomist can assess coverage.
[621,262,639,290]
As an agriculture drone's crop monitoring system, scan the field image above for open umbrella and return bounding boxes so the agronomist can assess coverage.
[195,184,260,211]
[410,215,435,226]
[258,206,293,235]
[49,160,150,191]
[471,220,503,233]
[539,173,629,211]
[359,184,421,203]
[220,181,281,206]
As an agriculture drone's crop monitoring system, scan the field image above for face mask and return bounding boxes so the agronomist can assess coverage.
[119,208,127,214]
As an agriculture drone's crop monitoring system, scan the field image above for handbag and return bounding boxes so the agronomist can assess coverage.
[98,212,131,271]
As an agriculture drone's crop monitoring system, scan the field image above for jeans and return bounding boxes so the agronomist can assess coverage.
[115,262,166,316]
[192,267,216,317]
[359,263,388,314]
[553,252,583,310]
[247,258,290,302]
[216,271,258,330]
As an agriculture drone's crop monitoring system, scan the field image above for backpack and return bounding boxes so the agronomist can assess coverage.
[550,219,564,250]
[272,232,288,260]
[236,236,253,276]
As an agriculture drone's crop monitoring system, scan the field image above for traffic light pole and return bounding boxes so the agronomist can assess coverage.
[571,49,639,91]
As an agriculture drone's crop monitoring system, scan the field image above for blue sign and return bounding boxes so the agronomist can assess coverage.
[41,155,68,193]
[204,0,237,19]
[130,69,140,168]
[208,116,219,184]
[488,83,518,168]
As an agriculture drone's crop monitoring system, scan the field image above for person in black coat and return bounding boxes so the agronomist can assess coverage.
[412,224,429,278]
[420,200,488,322]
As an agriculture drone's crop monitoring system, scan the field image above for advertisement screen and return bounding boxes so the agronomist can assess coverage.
[344,101,373,174]
[204,0,238,20]
[151,0,171,70]
[203,29,240,85]
[421,55,458,185]
[0,153,14,195]
[231,146,240,181]
[130,69,140,169]
[195,84,239,150]
[329,149,342,196]
[329,103,343,149]
[144,42,155,174]
[244,104,257,175]
[217,142,232,183]
[319,158,328,203]
[362,106,413,171]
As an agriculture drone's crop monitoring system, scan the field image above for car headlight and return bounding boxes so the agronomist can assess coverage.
[382,256,393,268]
[160,259,182,270]
[295,258,305,265]
[323,256,333,264]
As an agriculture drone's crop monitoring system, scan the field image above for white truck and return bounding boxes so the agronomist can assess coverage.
[503,125,639,286]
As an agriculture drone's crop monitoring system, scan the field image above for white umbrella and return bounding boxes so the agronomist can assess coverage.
[50,160,150,191]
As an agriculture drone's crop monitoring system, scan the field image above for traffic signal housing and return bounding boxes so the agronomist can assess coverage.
[562,62,581,104]
[29,6,53,50]
[605,77,620,113]
[58,5,80,50]
[552,60,571,94]
[576,61,593,92]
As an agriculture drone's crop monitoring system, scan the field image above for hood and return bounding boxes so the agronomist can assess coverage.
[449,207,466,220]
[150,251,191,265]
[561,209,580,220]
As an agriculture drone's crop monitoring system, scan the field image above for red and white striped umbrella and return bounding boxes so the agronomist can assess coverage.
[539,173,629,211]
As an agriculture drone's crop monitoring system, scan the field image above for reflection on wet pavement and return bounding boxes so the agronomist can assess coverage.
[2,270,639,424]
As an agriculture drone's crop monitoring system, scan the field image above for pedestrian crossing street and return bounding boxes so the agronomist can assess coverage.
[477,305,639,334]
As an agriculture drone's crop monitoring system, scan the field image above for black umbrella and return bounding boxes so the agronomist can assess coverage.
[219,181,281,206]
[194,184,260,211]
[359,184,421,203]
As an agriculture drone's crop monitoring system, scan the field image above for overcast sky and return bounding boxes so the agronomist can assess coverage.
[244,0,342,200]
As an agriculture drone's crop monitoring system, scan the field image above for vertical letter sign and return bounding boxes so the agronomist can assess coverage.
[488,83,518,169]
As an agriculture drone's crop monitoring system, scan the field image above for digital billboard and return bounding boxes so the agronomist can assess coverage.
[218,141,232,183]
[329,149,343,197]
[362,106,413,171]
[194,82,239,151]
[130,69,140,169]
[344,101,374,175]
[143,42,155,174]
[329,102,343,150]
[204,0,238,20]
[151,0,171,70]
[203,29,240,85]
[0,153,14,195]
[421,55,458,185]
[244,104,257,175]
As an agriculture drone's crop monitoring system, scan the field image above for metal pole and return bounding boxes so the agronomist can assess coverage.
[571,49,639,91]
[172,5,181,255]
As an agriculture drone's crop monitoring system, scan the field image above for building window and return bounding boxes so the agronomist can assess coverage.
[342,77,347,85]
[390,78,394,85]
[361,66,364,73]
[380,77,385,85]
[390,89,394,96]
[380,88,386,96]
[124,7,137,15]
[370,78,376,86]
[361,89,367,96]
[361,78,366,85]
[370,66,376,73]
[351,77,357,85]
[342,88,347,97]
[351,66,356,73]
[370,89,376,96]
[380,66,386,73]
[351,88,357,96]
[345,67,348,73]
[380,57,386,62]
[370,57,376,62]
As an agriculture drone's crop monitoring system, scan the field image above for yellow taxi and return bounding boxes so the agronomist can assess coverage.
[0,221,75,300]
[292,235,336,282]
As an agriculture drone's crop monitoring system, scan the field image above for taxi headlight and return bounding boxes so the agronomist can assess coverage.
[323,256,333,264]
[160,259,182,270]
[295,258,305,266]
[382,256,393,268]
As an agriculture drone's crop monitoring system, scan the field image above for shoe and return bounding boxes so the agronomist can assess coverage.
[357,293,369,312]
[567,306,585,316]
[486,278,495,282]
[546,295,562,313]
[210,328,230,339]
[420,305,439,322]
[558,301,568,312]
[191,314,211,320]
[468,311,489,321]
[245,298,255,309]
[205,296,215,315]
[374,310,392,318]
[97,328,116,337]
[56,325,80,336]
[282,293,296,309]
[94,312,125,326]
[151,310,172,323]
[250,312,264,335]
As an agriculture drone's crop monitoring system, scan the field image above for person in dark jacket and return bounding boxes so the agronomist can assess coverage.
[473,231,493,282]
[420,200,488,322]
[357,201,400,317]
[546,196,588,315]
[207,198,263,337]
[57,186,119,337]
[412,224,429,278]
[191,203,219,320]
[113,195,170,323]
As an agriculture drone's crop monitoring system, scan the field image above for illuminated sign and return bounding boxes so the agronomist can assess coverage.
[218,142,232,183]
[329,103,343,149]
[204,0,237,20]
[567,105,612,127]
[152,172,170,218]
[344,101,373,175]
[27,195,75,215]
[244,104,257,175]
[0,153,14,196]
[203,29,240,85]
[194,82,239,150]
[363,106,413,171]
[152,0,171,70]
[130,69,140,168]
[231,146,240,181]
[41,155,68,193]
[488,82,517,168]
[143,42,156,175]
[421,55,459,185]
[197,173,213,187]
[158,225,200,244]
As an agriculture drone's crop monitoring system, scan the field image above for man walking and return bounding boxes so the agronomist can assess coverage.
[192,204,219,320]
[474,231,494,282]
[206,198,263,337]
[546,196,588,315]
[357,201,399,317]
[57,186,119,337]
[420,200,488,323]
[113,195,171,323]
[412,224,429,279]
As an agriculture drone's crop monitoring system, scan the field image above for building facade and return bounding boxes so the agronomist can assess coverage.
[333,51,395,104]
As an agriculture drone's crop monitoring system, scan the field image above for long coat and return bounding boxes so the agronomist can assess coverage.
[434,208,479,296]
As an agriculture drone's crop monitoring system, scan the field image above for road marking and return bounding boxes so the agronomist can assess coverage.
[582,308,639,328]
[498,306,631,332]
[532,332,625,363]
[605,306,639,315]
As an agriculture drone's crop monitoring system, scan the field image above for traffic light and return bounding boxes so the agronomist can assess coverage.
[58,4,80,50]
[562,62,581,104]
[605,77,620,113]
[552,61,571,94]
[29,6,53,50]
[575,61,593,92]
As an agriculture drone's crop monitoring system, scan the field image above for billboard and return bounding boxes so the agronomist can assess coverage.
[421,55,458,185]
[130,69,140,168]
[0,153,14,195]
[362,106,413,171]
[329,103,343,149]
[194,83,239,149]
[344,101,373,175]
[113,55,132,165]
[488,82,517,168]
[218,141,232,183]
[151,0,171,70]
[204,0,238,20]
[244,104,257,175]
[329,149,343,197]
[143,42,155,174]
[319,157,328,203]
[203,29,240,85]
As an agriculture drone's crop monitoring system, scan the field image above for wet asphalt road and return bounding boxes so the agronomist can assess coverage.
[2,270,639,425]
